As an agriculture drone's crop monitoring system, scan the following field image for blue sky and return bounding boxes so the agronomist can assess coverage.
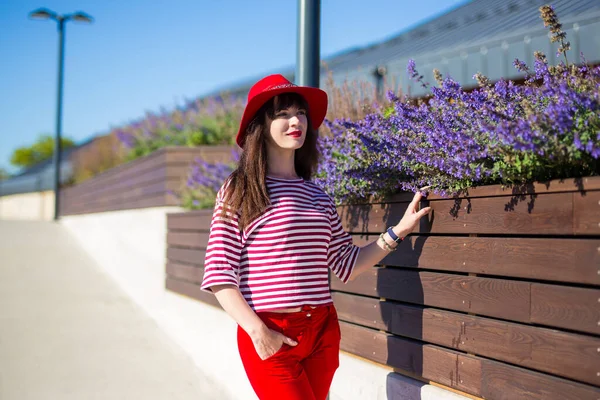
[0,0,468,174]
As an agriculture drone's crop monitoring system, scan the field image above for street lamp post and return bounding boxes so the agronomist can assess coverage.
[29,8,93,221]
[296,0,320,88]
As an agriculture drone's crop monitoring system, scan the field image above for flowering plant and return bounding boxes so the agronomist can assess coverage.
[114,95,245,162]
[175,149,240,209]
[315,5,600,204]
[176,69,395,209]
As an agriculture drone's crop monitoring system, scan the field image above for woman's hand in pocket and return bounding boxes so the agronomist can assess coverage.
[251,326,298,360]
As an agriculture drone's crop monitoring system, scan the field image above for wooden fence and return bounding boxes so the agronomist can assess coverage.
[165,210,217,307]
[165,176,600,400]
[59,146,234,216]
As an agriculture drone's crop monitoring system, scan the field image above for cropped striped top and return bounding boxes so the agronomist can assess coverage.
[200,175,360,311]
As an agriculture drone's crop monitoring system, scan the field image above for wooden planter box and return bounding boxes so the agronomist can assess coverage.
[59,146,235,216]
[165,210,217,306]
[165,176,600,400]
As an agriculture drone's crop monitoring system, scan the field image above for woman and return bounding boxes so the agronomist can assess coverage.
[200,74,431,400]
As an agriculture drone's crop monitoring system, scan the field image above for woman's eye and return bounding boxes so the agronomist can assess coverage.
[298,110,306,115]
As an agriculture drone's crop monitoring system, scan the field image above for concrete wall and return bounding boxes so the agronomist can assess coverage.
[61,207,470,400]
[0,191,54,221]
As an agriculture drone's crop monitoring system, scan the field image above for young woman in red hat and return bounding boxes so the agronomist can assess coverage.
[201,74,431,400]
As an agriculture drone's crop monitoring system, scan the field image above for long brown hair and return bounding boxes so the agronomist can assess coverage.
[221,93,320,232]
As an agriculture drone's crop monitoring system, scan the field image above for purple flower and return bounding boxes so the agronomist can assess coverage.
[513,58,529,72]
[315,52,600,203]
[115,130,136,148]
[407,59,429,89]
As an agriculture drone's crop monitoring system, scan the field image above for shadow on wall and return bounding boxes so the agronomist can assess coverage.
[382,205,431,394]
[341,198,433,396]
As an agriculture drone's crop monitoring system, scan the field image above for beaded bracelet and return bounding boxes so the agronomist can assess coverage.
[378,232,398,252]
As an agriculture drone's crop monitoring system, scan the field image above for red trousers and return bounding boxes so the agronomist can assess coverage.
[237,304,341,400]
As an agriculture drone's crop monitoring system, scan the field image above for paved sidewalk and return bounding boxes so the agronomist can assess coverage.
[0,220,226,400]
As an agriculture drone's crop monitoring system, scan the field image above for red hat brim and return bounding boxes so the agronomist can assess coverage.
[235,86,328,148]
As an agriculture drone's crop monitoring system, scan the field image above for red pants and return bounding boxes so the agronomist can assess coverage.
[237,304,341,400]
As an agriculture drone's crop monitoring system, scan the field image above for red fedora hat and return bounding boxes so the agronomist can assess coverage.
[235,74,328,148]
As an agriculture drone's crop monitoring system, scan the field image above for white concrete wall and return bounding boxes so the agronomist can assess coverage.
[0,191,54,221]
[61,207,470,400]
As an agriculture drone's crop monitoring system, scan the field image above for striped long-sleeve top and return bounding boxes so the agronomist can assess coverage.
[200,175,361,311]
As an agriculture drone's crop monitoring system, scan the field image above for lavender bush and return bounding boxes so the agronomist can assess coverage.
[315,5,600,204]
[175,149,240,209]
[114,94,245,162]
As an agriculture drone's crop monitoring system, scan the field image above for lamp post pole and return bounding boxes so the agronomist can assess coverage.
[296,0,321,88]
[296,2,327,399]
[29,8,93,221]
[53,17,66,221]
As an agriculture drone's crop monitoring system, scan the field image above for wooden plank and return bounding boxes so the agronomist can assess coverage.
[333,292,600,386]
[481,358,600,400]
[101,192,169,212]
[71,178,178,206]
[63,148,169,197]
[332,266,379,297]
[165,146,234,164]
[167,232,211,248]
[65,160,189,201]
[334,268,600,334]
[63,177,166,204]
[70,166,186,202]
[107,178,177,203]
[341,322,600,400]
[332,292,388,330]
[574,190,600,235]
[64,145,231,200]
[335,268,531,323]
[166,262,205,284]
[66,166,169,201]
[351,235,600,286]
[66,144,226,196]
[165,277,221,309]
[63,177,183,214]
[61,192,168,216]
[167,211,213,231]
[340,321,482,395]
[376,269,532,322]
[64,148,167,192]
[531,283,600,335]
[432,176,600,199]
[339,192,576,235]
[166,247,205,266]
[351,176,600,204]
[63,178,170,207]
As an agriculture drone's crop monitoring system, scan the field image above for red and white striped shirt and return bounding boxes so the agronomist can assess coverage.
[200,175,360,311]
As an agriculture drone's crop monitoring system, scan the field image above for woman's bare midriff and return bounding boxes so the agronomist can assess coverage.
[267,305,319,313]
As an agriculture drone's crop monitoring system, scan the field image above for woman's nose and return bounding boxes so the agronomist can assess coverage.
[289,115,300,127]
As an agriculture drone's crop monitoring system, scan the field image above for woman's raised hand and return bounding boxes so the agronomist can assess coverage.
[394,187,432,238]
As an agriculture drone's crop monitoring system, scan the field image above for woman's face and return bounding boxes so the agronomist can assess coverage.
[266,104,308,151]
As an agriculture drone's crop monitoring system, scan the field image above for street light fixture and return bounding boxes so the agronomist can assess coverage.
[71,12,94,23]
[28,8,93,221]
[29,8,56,20]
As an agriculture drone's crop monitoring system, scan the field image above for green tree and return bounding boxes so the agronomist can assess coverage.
[10,135,75,169]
